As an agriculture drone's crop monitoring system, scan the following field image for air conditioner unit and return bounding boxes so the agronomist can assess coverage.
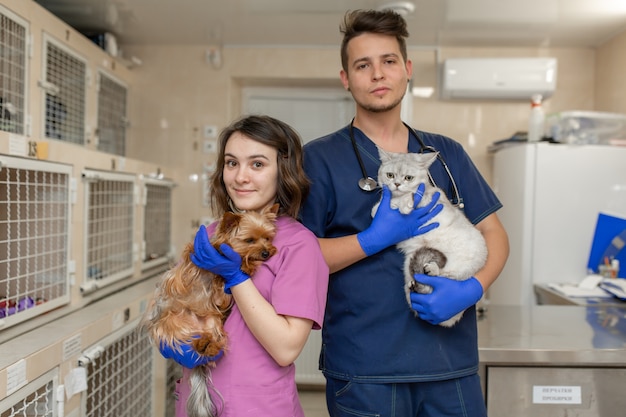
[441,57,557,100]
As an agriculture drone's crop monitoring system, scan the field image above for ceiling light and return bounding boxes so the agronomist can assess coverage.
[377,1,416,16]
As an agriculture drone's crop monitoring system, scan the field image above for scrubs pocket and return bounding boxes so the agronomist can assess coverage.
[327,378,381,417]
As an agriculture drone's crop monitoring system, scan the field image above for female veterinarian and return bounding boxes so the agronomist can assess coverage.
[159,115,329,416]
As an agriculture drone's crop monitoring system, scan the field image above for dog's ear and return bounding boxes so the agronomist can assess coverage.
[264,203,280,217]
[218,212,241,235]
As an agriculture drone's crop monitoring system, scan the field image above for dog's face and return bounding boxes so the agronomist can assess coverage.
[213,204,279,275]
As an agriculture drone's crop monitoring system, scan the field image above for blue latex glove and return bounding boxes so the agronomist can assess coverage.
[409,274,483,325]
[190,224,250,294]
[159,340,224,368]
[357,184,443,256]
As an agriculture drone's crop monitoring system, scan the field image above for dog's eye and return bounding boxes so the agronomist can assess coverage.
[245,238,255,244]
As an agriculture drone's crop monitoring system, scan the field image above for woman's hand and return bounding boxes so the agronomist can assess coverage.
[190,225,250,293]
[158,340,223,368]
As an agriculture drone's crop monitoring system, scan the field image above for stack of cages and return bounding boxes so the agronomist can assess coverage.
[79,171,176,295]
[0,0,177,414]
[0,6,75,331]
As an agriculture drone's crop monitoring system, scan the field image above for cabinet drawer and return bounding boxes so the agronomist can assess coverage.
[487,366,626,416]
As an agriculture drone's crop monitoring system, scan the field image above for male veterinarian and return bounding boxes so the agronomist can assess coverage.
[300,8,509,417]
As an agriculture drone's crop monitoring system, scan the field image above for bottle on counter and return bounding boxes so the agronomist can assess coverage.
[527,93,545,142]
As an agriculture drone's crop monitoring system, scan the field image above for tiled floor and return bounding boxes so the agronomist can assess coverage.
[299,389,329,417]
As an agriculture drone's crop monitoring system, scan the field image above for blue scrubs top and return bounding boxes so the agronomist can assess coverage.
[300,125,502,383]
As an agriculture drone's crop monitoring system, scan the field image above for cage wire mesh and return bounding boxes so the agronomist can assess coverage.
[97,73,127,156]
[0,157,71,325]
[143,181,172,263]
[44,39,86,144]
[82,326,153,417]
[83,171,134,290]
[0,369,57,417]
[0,6,27,135]
[165,359,183,417]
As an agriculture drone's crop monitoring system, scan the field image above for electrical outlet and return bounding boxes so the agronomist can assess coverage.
[204,125,218,138]
[203,140,217,153]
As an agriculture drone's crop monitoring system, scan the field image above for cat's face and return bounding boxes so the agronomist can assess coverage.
[377,149,437,195]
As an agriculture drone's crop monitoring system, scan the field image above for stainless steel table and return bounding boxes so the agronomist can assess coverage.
[478,305,626,416]
[534,283,626,306]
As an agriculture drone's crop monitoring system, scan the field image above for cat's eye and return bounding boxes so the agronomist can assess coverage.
[386,173,395,179]
[404,175,414,181]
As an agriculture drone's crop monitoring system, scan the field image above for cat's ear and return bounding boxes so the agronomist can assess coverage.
[423,152,439,168]
[378,147,392,161]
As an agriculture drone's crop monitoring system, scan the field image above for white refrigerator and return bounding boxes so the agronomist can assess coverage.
[488,142,626,306]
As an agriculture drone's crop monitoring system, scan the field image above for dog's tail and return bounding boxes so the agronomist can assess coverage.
[187,366,222,417]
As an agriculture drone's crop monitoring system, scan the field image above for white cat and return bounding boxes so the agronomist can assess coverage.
[372,149,487,327]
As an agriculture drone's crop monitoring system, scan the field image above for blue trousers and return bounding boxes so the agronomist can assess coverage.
[325,374,487,417]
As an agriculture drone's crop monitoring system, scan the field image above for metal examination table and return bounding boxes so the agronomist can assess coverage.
[477,304,626,416]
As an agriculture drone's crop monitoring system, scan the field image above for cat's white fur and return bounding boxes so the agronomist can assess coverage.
[372,149,487,327]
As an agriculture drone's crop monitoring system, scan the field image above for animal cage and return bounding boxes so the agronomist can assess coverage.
[0,5,28,136]
[96,72,128,156]
[81,169,135,294]
[0,155,72,329]
[141,176,174,271]
[165,358,183,417]
[0,369,59,417]
[79,319,154,417]
[42,34,86,144]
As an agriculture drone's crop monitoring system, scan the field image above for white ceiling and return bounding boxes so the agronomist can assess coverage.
[34,0,626,48]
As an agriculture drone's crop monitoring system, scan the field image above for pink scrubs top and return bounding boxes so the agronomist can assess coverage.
[175,216,329,417]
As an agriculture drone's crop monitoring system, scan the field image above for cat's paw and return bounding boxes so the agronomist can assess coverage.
[409,280,432,294]
[423,262,440,276]
[371,203,380,218]
[438,312,464,327]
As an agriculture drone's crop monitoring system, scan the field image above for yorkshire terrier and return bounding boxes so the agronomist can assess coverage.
[141,204,279,417]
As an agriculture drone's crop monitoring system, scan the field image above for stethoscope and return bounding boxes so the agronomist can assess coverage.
[349,119,465,209]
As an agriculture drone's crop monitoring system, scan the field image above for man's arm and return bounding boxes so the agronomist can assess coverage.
[317,185,443,274]
[473,212,509,292]
[319,235,367,274]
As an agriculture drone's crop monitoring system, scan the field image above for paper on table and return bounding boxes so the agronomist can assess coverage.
[599,279,626,300]
[548,283,613,298]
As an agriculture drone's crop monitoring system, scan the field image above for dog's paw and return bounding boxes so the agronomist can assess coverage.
[192,333,227,358]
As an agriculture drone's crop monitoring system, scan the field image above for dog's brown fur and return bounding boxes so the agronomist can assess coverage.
[141,204,279,417]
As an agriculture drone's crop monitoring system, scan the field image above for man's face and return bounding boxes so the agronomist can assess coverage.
[340,32,412,113]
